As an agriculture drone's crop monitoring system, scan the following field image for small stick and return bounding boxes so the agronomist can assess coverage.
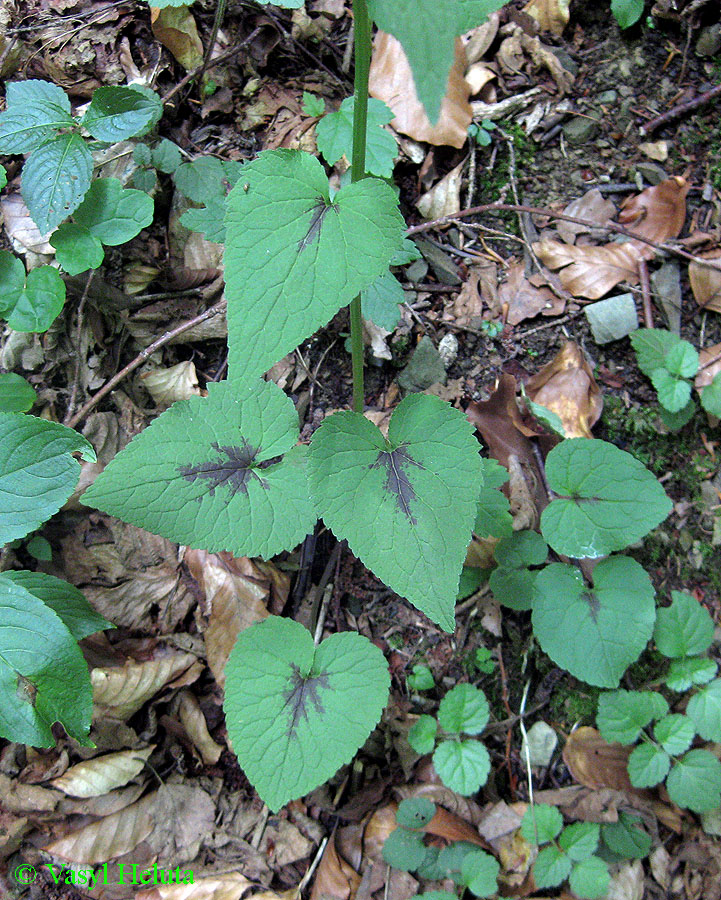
[640,82,721,135]
[638,259,654,328]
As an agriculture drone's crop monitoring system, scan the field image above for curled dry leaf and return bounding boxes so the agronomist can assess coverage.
[463,12,501,65]
[177,690,223,765]
[555,188,616,245]
[562,727,634,792]
[606,860,644,900]
[310,829,361,900]
[140,361,202,408]
[444,264,494,328]
[0,772,61,815]
[150,5,204,71]
[533,239,641,300]
[416,160,464,219]
[369,33,472,148]
[1,193,54,254]
[689,249,721,313]
[50,746,155,798]
[499,261,561,325]
[617,175,690,258]
[696,343,721,389]
[523,0,571,35]
[525,340,603,438]
[136,872,252,900]
[58,782,147,819]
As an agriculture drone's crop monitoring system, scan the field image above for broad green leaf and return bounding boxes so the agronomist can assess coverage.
[133,143,153,166]
[6,79,71,109]
[174,156,242,203]
[0,251,25,319]
[432,739,490,795]
[132,167,157,194]
[408,714,437,754]
[0,165,6,190]
[366,0,507,124]
[666,749,721,812]
[489,530,547,611]
[151,138,182,174]
[8,266,65,333]
[660,398,696,430]
[651,368,692,413]
[630,328,678,378]
[302,92,326,117]
[180,199,227,242]
[568,856,610,900]
[540,438,672,558]
[460,849,500,898]
[474,459,512,539]
[391,238,422,266]
[601,813,652,860]
[458,566,483,600]
[627,743,670,788]
[82,86,162,141]
[407,664,434,691]
[611,0,645,29]
[397,797,435,829]
[664,340,699,378]
[701,373,721,417]
[654,590,715,658]
[654,714,695,755]
[225,149,405,384]
[533,844,571,889]
[666,656,717,692]
[438,842,481,884]
[687,679,721,742]
[83,380,316,559]
[438,684,489,735]
[559,822,599,861]
[362,269,405,331]
[0,96,74,154]
[416,848,444,881]
[533,557,656,688]
[0,373,36,413]
[0,413,95,544]
[316,97,397,177]
[596,689,669,745]
[308,394,483,632]
[224,616,390,811]
[22,134,93,233]
[0,574,92,746]
[73,177,154,245]
[383,827,427,870]
[51,224,104,276]
[520,803,563,845]
[26,535,52,561]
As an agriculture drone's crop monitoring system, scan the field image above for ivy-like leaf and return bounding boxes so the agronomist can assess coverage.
[432,739,490,795]
[654,590,714,658]
[0,413,95,545]
[73,177,154,245]
[308,394,483,632]
[686,679,721,742]
[316,97,397,177]
[83,380,316,559]
[82,86,162,142]
[22,134,93,233]
[0,373,36,413]
[533,557,656,688]
[50,224,104,276]
[489,530,547,610]
[224,616,390,811]
[225,150,405,385]
[627,743,670,788]
[540,439,672,558]
[460,849,500,898]
[596,689,668,745]
[665,749,721,812]
[651,368,692,413]
[438,684,489,735]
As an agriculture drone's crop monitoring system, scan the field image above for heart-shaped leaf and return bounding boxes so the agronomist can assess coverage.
[316,97,397,177]
[224,149,405,385]
[308,394,483,632]
[224,616,389,811]
[83,380,317,559]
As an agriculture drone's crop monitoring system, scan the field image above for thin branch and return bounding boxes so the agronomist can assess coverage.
[640,82,721,135]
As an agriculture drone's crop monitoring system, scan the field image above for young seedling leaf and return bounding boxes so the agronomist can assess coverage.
[660,398,696,430]
[686,679,721,742]
[225,149,405,385]
[302,92,326,117]
[654,714,696,755]
[701,373,721,417]
[666,656,717,692]
[540,439,672,558]
[408,714,437,754]
[0,373,36,413]
[51,224,104,276]
[651,368,692,413]
[407,664,435,692]
[627,743,670,788]
[83,380,316,559]
[82,86,162,141]
[520,803,563,845]
[308,394,483,632]
[0,165,5,190]
[397,797,436,828]
[383,826,428,870]
[316,97,397,177]
[558,822,599,861]
[664,340,699,378]
[533,844,572,889]
[654,590,714,658]
[362,270,405,331]
[0,80,74,154]
[22,133,93,233]
[460,848,500,898]
[665,749,721,812]
[630,328,678,378]
[533,557,656,688]
[568,856,610,900]
[432,739,490,795]
[0,574,93,746]
[224,616,389,811]
[438,684,489,735]
[601,813,652,860]
[174,157,242,203]
[0,413,95,545]
[596,689,668,745]
[489,530,547,610]
[151,138,182,174]
[73,177,154,245]
[8,266,65,333]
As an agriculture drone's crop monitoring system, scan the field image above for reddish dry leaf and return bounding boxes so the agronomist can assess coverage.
[444,264,496,327]
[689,249,721,313]
[499,261,562,325]
[426,805,490,848]
[522,0,570,35]
[696,342,721,389]
[136,872,252,900]
[50,746,154,798]
[310,829,361,900]
[532,239,641,299]
[562,727,634,792]
[617,175,690,258]
[555,188,616,245]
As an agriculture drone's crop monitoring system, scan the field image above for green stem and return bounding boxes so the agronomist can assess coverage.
[349,0,371,414]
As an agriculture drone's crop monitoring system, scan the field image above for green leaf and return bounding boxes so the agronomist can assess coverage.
[22,133,93,233]
[151,138,182,173]
[397,797,436,829]
[391,238,422,266]
[302,92,326,117]
[458,566,483,600]
[489,530,547,611]
[601,813,652,860]
[0,413,94,545]
[0,373,36,412]
[51,224,104,276]
[224,616,389,811]
[0,164,6,190]
[654,714,696,755]
[383,826,427,870]
[438,842,478,883]
[366,0,507,124]
[520,803,563,845]
[73,177,154,245]
[409,894,457,900]
[408,714,437,754]
[83,380,317,559]
[416,847,444,881]
[438,684,489,735]
[0,251,25,320]
[8,266,65,333]
[666,749,721,812]
[522,390,566,437]
[407,664,434,692]
[559,823,599,861]
[474,460,512,539]
[82,86,162,141]
[180,199,227,242]
[308,394,483,632]
[630,328,679,378]
[0,574,92,746]
[432,739,490,795]
[596,689,669,745]
[225,149,405,385]
[666,656,717,692]
[627,743,670,788]
[133,143,153,166]
[174,156,242,203]
[540,438,672,558]
[26,535,52,561]
[568,856,610,900]
[460,848,500,898]
[533,844,572,889]
[0,81,74,154]
[654,590,715,658]
[701,372,721,417]
[362,270,405,331]
[254,0,304,7]
[660,399,696,430]
[664,340,699,378]
[651,368,692,413]
[132,166,157,194]
[316,97,397,178]
[687,679,721,742]
[611,0,645,29]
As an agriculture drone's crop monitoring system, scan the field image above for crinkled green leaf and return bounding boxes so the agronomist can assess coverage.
[568,856,610,900]
[0,574,92,746]
[0,373,36,413]
[73,177,154,245]
[666,749,721,812]
[51,224,104,276]
[559,822,599,861]
[407,664,434,692]
[224,616,389,811]
[362,269,405,331]
[489,530,547,611]
[540,438,672,558]
[651,368,692,413]
[533,844,571,889]
[0,165,6,190]
[533,557,656,688]
[0,413,94,545]
[225,149,405,384]
[655,590,715,658]
[308,394,483,632]
[82,86,162,142]
[383,827,427,870]
[664,340,699,378]
[596,689,669,745]
[601,813,652,860]
[316,97,397,177]
[174,156,242,203]
[302,92,326,117]
[391,238,422,266]
[432,739,490,795]
[627,742,670,788]
[0,79,74,154]
[520,803,563,845]
[408,714,437,754]
[151,138,182,174]
[630,328,679,378]
[397,797,435,829]
[687,679,721,742]
[654,714,696,755]
[438,684,489,735]
[460,848,500,898]
[83,380,316,559]
[22,133,93,233]
[660,398,696,430]
[8,266,65,333]
[666,656,717,692]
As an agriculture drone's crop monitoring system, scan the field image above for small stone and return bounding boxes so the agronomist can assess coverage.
[521,721,558,767]
[584,293,638,344]
[562,116,599,146]
[438,333,458,369]
[406,259,428,282]
[397,335,447,394]
[617,84,634,98]
[696,24,721,58]
[636,161,668,185]
[597,90,618,105]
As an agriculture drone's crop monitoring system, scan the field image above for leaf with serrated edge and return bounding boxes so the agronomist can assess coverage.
[9,266,65,333]
[687,679,721,742]
[630,328,679,378]
[666,657,717,692]
[666,749,721,812]
[83,380,316,558]
[533,557,656,688]
[51,746,154,797]
[627,743,670,788]
[596,689,668,745]
[654,714,695,756]
[540,439,672,558]
[224,149,404,385]
[82,86,162,142]
[654,590,714,658]
[438,684,489,735]
[224,616,389,811]
[316,97,397,177]
[308,394,483,632]
[22,134,93,233]
[73,178,154,246]
[432,739,490,795]
[520,803,563,845]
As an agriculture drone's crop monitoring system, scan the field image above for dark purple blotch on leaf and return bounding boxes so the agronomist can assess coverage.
[282,664,330,740]
[297,199,336,253]
[178,439,270,496]
[371,443,424,523]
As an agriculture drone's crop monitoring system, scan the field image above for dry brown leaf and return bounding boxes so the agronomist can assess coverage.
[150,5,204,71]
[555,188,616,245]
[562,727,634,792]
[140,361,202,408]
[310,829,361,900]
[532,239,640,299]
[525,341,603,438]
[416,160,464,219]
[465,63,496,96]
[523,0,570,35]
[50,746,154,798]
[425,805,490,848]
[689,249,721,313]
[176,691,223,765]
[0,772,61,814]
[0,809,30,859]
[499,261,561,324]
[259,819,313,868]
[58,782,147,819]
[463,13,501,65]
[696,343,721,389]
[147,783,216,861]
[1,193,54,253]
[444,269,485,327]
[519,30,574,93]
[136,872,252,900]
[617,175,690,258]
[369,32,472,148]
[607,860,644,900]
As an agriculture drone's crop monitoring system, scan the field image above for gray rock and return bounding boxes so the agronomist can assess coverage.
[562,116,599,146]
[597,90,618,105]
[697,24,721,58]
[584,293,638,344]
[414,237,461,286]
[397,335,447,394]
[636,161,668,185]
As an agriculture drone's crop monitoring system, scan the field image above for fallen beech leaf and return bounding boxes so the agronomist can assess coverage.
[465,63,496,96]
[136,872,252,900]
[689,249,721,313]
[417,160,464,219]
[555,188,616,245]
[426,805,490,848]
[140,360,202,408]
[525,340,603,438]
[617,176,690,258]
[50,746,154,798]
[562,727,634,792]
[150,5,203,71]
[92,651,200,720]
[177,690,223,764]
[499,261,561,324]
[607,860,644,900]
[533,239,640,299]
[309,829,360,900]
[696,343,721,389]
[523,0,571,35]
[463,13,501,65]
[369,33,472,148]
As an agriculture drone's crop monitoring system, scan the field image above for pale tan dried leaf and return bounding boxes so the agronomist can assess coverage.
[689,249,721,313]
[20,747,69,783]
[520,31,574,93]
[1,193,54,253]
[533,239,640,299]
[444,269,485,327]
[92,651,200,720]
[150,5,203,71]
[43,791,157,863]
[696,343,721,389]
[0,772,61,814]
[555,188,616,244]
[649,845,671,890]
[463,13,500,65]
[140,361,202,408]
[523,0,570,35]
[147,783,215,861]
[617,176,689,257]
[58,782,147,818]
[0,810,30,859]
[369,32,472,148]
[50,746,154,798]
[499,261,561,324]
[465,63,496,96]
[124,261,160,295]
[497,31,524,74]
[607,860,644,900]
[310,830,360,900]
[260,820,313,867]
[137,872,252,900]
[562,727,634,792]
[416,160,464,220]
[177,691,223,765]
[363,317,392,360]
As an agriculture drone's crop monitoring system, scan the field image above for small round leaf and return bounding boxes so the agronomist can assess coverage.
[653,714,696,755]
[533,844,572,889]
[396,797,435,829]
[520,803,563,845]
[408,715,437,755]
[665,749,721,813]
[568,856,610,900]
[438,684,490,735]
[627,743,670,788]
[432,739,490,795]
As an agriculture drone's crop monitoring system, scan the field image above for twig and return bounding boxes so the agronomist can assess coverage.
[640,82,721,135]
[638,259,654,328]
[192,0,227,93]
[63,270,96,426]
